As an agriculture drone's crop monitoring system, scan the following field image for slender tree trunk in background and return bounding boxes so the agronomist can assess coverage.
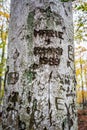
[80,54,84,109]
[0,77,1,91]
[2,0,77,130]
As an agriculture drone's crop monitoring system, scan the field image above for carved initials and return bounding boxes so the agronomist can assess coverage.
[68,45,74,61]
[7,72,19,84]
[55,97,64,110]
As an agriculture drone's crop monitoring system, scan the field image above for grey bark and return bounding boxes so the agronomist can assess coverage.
[2,0,77,130]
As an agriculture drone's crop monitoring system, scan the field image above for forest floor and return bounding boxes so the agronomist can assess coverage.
[78,109,87,130]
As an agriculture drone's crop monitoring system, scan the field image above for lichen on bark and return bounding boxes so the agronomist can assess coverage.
[2,0,77,130]
[27,11,35,60]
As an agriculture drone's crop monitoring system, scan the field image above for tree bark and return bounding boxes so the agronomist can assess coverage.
[2,0,77,130]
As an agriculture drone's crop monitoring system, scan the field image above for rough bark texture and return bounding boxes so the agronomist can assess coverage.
[2,0,77,130]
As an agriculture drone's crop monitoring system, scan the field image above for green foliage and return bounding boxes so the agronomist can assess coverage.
[0,83,4,104]
[76,3,87,11]
[74,17,85,41]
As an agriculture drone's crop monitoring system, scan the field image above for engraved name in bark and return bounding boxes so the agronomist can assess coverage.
[34,29,64,39]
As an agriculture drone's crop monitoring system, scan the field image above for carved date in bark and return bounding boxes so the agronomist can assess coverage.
[34,47,63,66]
[40,57,60,66]
[7,72,19,84]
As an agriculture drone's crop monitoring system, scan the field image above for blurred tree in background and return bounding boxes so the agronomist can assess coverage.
[0,0,10,105]
[73,0,87,108]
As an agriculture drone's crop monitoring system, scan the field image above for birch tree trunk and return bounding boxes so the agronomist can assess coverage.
[2,0,77,130]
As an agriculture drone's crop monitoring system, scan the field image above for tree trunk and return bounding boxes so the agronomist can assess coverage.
[2,0,77,130]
